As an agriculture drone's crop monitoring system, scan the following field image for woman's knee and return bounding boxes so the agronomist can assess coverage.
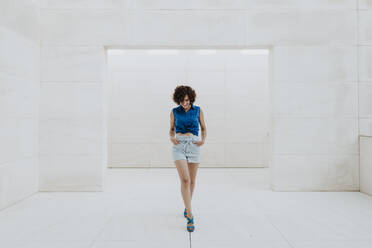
[181,177,191,186]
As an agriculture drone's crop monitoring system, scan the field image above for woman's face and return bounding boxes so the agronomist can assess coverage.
[181,95,190,109]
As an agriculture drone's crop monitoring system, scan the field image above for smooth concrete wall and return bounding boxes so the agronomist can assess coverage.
[359,1,372,136]
[360,136,372,195]
[359,1,372,196]
[39,0,367,191]
[0,0,40,209]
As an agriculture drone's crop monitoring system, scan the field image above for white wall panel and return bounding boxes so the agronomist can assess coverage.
[272,83,358,118]
[39,155,103,191]
[271,155,359,190]
[273,118,358,155]
[39,119,103,156]
[359,119,372,136]
[40,83,103,120]
[225,95,269,121]
[197,95,225,120]
[225,143,266,166]
[0,28,40,79]
[359,83,372,117]
[359,46,372,81]
[186,51,226,72]
[130,0,356,10]
[198,143,225,167]
[0,73,39,119]
[0,118,38,164]
[359,10,372,44]
[41,46,104,82]
[360,0,372,9]
[0,0,39,209]
[126,11,247,46]
[109,119,150,143]
[109,143,151,166]
[0,0,40,42]
[273,46,357,82]
[225,117,269,143]
[188,71,225,96]
[360,136,372,195]
[39,45,105,190]
[246,11,356,46]
[40,0,121,9]
[41,9,127,46]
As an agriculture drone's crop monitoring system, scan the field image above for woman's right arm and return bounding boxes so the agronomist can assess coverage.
[169,110,178,145]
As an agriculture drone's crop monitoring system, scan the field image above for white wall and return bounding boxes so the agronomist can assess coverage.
[359,1,372,136]
[107,49,269,167]
[358,1,372,196]
[39,2,114,191]
[39,0,367,191]
[0,0,40,209]
[360,136,372,195]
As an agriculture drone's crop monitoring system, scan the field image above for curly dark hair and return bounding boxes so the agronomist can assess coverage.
[172,85,197,105]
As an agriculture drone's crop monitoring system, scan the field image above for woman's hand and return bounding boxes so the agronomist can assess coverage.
[193,140,205,147]
[170,136,180,145]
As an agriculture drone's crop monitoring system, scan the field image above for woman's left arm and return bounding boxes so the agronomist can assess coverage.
[199,108,207,144]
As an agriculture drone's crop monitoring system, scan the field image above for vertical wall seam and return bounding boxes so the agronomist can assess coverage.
[356,0,361,190]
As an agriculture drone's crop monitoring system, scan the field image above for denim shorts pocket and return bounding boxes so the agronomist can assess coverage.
[191,142,200,151]
[173,142,181,149]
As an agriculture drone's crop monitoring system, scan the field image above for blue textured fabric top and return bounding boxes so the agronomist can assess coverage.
[173,104,200,136]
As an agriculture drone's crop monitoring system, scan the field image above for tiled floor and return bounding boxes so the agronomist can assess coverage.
[1,168,372,248]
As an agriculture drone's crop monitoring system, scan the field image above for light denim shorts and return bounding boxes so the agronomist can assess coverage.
[172,134,201,163]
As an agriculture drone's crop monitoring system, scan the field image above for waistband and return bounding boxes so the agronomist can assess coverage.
[175,134,199,141]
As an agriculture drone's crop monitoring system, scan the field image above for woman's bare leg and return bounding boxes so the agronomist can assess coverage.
[175,159,193,218]
[188,162,200,199]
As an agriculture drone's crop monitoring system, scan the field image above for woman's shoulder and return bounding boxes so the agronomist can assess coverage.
[193,105,201,111]
[172,105,181,112]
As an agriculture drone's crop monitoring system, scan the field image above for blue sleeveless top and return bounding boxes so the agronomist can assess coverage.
[173,104,200,136]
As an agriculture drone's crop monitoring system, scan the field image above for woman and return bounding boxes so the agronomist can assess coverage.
[169,85,206,232]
